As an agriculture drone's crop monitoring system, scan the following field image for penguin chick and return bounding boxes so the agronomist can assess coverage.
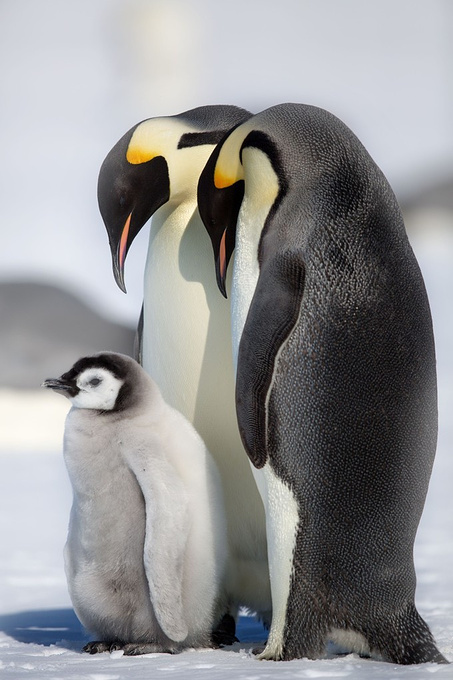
[42,351,228,655]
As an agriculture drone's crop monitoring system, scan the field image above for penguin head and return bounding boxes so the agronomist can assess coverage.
[97,124,170,293]
[197,114,284,297]
[198,102,386,299]
[42,352,143,412]
[98,105,252,293]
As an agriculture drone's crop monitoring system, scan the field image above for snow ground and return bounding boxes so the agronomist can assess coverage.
[0,221,452,679]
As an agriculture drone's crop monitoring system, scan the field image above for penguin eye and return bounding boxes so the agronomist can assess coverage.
[89,377,102,387]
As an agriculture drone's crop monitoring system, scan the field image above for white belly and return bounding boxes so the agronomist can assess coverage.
[230,147,292,644]
[141,201,269,613]
[252,464,299,660]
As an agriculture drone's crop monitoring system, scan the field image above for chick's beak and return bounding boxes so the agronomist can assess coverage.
[41,378,71,391]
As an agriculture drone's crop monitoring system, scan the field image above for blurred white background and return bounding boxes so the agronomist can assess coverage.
[1,0,452,325]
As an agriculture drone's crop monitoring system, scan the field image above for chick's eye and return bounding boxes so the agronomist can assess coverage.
[89,378,101,387]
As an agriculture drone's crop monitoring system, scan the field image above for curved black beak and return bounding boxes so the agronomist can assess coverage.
[215,224,237,298]
[111,212,132,293]
[98,141,170,296]
[41,378,71,391]
[197,145,244,299]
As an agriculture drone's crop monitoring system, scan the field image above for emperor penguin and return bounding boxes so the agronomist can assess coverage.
[42,351,228,654]
[197,103,447,664]
[97,106,271,627]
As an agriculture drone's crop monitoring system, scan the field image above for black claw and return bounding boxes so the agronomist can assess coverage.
[252,645,266,656]
[83,640,120,654]
[211,613,239,647]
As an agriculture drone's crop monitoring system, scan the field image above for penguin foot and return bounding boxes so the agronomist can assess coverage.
[211,613,239,647]
[252,644,266,657]
[83,640,178,655]
[122,642,178,656]
[83,640,122,654]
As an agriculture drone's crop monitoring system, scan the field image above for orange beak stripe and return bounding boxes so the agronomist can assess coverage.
[219,229,227,284]
[119,212,132,270]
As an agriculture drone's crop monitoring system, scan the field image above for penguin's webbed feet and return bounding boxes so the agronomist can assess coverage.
[251,644,266,657]
[83,640,121,654]
[121,642,179,655]
[211,613,239,648]
[82,640,178,655]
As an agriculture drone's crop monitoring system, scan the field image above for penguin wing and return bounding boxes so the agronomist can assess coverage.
[236,251,305,469]
[126,447,190,642]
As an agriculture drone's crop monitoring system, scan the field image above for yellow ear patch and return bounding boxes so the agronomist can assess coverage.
[126,145,157,165]
[126,118,176,165]
[214,168,238,189]
[213,121,252,188]
[213,149,244,189]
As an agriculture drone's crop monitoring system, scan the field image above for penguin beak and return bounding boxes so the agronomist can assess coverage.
[112,212,132,294]
[214,227,235,298]
[217,230,228,297]
[41,378,72,392]
[200,186,242,299]
[198,153,244,299]
[98,147,170,296]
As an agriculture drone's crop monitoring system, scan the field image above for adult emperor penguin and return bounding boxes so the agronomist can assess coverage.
[197,103,447,664]
[43,352,228,654]
[97,106,271,627]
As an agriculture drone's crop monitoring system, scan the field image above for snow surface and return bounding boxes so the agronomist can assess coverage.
[1,221,452,678]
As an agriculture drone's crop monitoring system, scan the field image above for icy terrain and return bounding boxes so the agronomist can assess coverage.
[0,223,452,678]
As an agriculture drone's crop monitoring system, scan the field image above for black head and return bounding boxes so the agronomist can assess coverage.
[42,353,141,413]
[98,125,170,292]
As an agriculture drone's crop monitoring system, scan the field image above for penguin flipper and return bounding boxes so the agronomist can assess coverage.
[236,251,305,468]
[126,450,190,643]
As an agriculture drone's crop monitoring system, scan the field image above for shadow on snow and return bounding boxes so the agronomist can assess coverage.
[0,608,88,649]
[0,608,267,651]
